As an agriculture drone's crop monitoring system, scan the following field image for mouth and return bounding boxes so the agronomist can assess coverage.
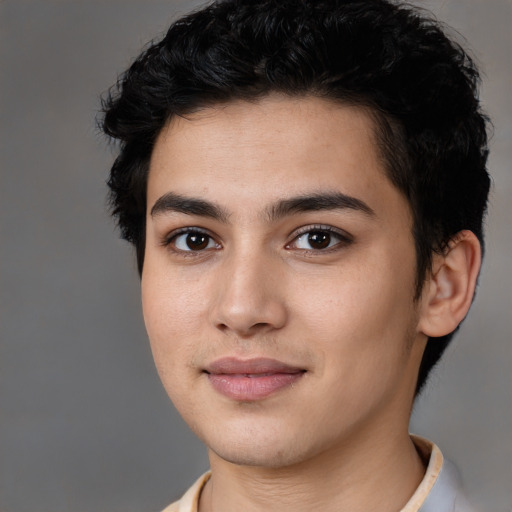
[204,357,306,401]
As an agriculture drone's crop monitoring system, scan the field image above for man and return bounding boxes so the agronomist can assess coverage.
[101,0,490,510]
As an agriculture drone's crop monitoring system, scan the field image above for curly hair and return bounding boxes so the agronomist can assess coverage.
[101,0,490,395]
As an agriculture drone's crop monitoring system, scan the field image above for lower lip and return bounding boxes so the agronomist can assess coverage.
[207,372,304,400]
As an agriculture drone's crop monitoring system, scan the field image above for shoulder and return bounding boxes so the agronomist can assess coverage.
[161,502,179,512]
[423,457,478,512]
[408,435,477,512]
[160,472,211,512]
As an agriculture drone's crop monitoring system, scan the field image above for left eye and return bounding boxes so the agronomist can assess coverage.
[291,229,347,250]
[173,231,218,251]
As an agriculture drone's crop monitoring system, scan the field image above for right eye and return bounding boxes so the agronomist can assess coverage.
[171,230,219,252]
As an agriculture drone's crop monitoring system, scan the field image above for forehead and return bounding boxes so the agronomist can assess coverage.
[147,95,406,222]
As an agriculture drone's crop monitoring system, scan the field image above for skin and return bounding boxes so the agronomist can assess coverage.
[142,95,480,512]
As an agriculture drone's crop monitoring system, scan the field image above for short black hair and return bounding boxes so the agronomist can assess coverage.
[101,0,490,395]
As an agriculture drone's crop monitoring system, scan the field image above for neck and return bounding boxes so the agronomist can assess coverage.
[199,425,426,512]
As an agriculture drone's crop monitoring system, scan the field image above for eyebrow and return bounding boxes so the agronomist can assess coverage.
[265,192,375,221]
[150,191,374,222]
[150,192,230,222]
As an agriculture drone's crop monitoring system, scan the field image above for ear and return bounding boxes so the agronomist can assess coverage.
[418,230,482,338]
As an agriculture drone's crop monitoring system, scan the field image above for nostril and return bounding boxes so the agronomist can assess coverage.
[215,322,230,333]
[252,322,271,330]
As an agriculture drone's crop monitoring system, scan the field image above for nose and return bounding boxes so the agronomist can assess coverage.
[211,250,288,337]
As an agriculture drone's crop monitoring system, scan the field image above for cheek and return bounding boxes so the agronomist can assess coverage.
[296,262,412,329]
[142,249,213,328]
[141,271,210,422]
[141,266,206,375]
[291,279,417,428]
[290,251,417,374]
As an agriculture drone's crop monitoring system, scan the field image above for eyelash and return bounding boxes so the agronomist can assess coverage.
[162,227,221,256]
[286,224,353,253]
[162,224,353,255]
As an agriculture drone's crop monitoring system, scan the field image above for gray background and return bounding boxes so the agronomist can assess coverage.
[0,1,510,511]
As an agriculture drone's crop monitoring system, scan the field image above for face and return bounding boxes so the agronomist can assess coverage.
[142,96,428,469]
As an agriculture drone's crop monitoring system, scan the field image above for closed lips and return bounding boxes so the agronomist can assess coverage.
[204,357,306,400]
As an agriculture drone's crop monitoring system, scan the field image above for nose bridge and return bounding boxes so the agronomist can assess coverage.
[212,241,287,335]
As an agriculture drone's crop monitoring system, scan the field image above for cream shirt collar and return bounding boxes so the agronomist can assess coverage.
[162,436,474,512]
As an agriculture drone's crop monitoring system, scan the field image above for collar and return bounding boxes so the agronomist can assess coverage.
[163,436,473,512]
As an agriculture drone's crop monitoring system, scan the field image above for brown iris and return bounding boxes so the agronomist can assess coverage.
[307,231,331,249]
[186,233,210,250]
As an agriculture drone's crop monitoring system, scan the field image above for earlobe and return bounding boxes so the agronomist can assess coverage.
[418,230,482,338]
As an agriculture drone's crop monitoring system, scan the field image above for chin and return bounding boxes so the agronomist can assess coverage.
[211,443,304,468]
[203,424,323,469]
